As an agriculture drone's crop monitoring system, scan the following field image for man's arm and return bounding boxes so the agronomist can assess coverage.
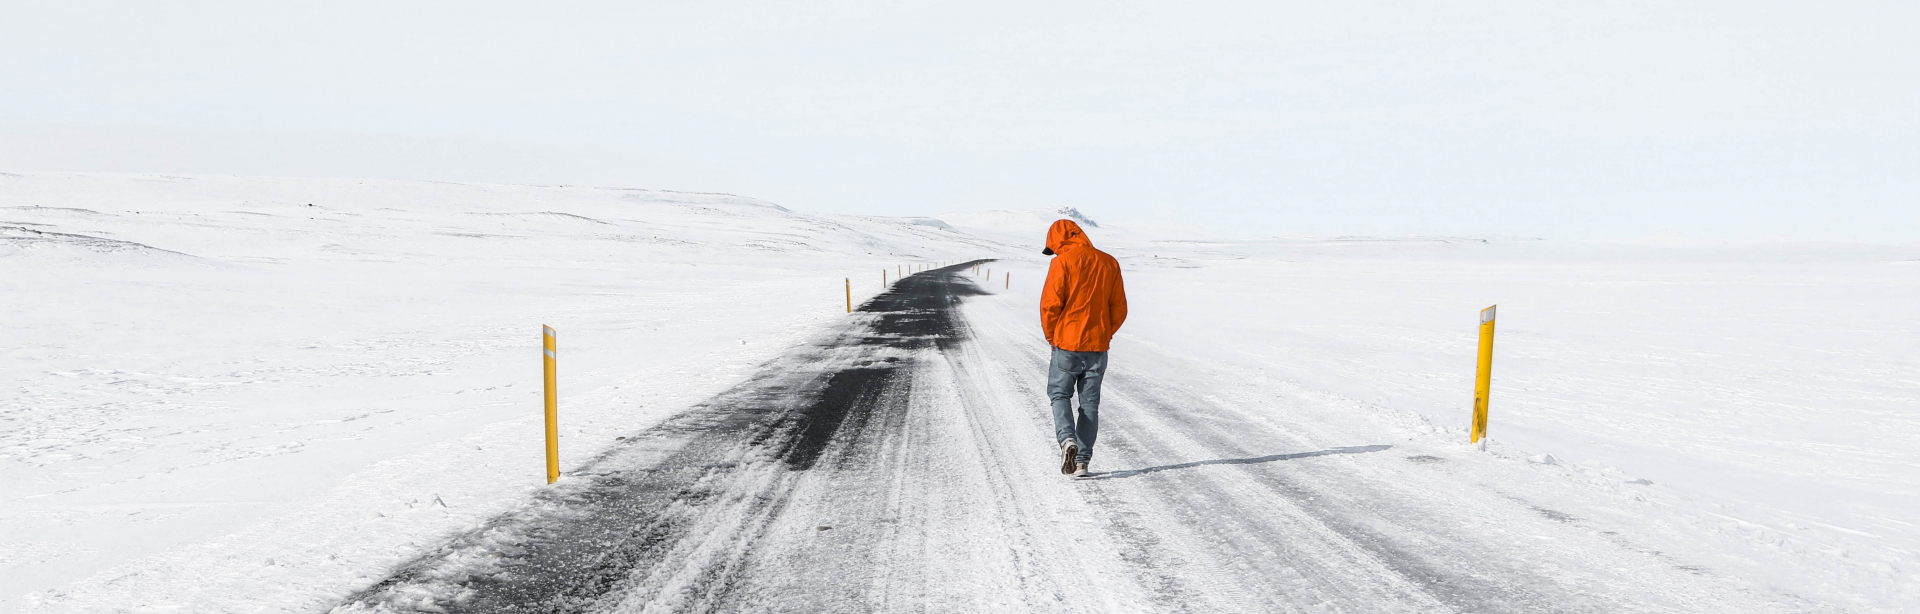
[1108,262,1127,333]
[1039,256,1069,346]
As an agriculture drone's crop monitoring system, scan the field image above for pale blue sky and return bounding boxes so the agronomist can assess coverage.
[3,1,1915,240]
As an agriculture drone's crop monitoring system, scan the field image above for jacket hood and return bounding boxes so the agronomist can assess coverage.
[1043,219,1092,256]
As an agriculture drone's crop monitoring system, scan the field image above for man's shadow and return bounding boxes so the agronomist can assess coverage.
[1086,444,1392,480]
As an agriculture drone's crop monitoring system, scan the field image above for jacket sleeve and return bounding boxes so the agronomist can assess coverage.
[1040,256,1068,346]
[1107,261,1127,334]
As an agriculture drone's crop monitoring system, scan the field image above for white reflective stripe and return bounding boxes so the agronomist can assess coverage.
[1480,305,1497,324]
[543,348,555,358]
[542,326,556,337]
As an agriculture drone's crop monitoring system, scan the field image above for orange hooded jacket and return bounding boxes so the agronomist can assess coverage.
[1040,219,1127,352]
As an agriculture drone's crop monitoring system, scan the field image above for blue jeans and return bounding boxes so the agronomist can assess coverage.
[1049,347,1107,464]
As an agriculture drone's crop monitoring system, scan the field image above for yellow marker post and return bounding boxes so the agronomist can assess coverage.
[542,325,559,484]
[1005,272,1010,289]
[1471,305,1497,445]
[845,278,852,313]
[882,270,887,287]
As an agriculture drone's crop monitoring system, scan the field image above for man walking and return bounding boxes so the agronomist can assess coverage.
[1039,219,1127,478]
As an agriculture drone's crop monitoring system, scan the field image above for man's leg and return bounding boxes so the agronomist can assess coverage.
[1073,351,1108,465]
[1047,348,1081,448]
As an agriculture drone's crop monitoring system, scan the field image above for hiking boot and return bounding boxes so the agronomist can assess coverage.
[1072,462,1090,478]
[1060,440,1079,475]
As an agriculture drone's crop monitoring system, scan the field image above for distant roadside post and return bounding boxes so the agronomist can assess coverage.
[846,278,852,313]
[1471,306,1497,445]
[543,325,560,483]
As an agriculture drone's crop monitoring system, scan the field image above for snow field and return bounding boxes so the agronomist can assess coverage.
[3,172,1915,612]
[1035,236,1920,612]
[0,172,1013,611]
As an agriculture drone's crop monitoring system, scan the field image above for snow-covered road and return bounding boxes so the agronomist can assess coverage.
[337,262,1821,613]
[9,175,1909,612]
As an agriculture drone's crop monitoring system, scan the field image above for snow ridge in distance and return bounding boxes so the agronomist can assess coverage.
[937,206,1098,234]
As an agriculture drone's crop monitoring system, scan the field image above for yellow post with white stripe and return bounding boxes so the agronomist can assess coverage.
[542,325,559,483]
[1471,305,1496,444]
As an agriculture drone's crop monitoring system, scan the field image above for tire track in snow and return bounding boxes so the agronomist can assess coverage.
[335,258,1800,613]
[956,304,1461,612]
[951,286,1815,613]
[649,266,1157,612]
[332,263,988,613]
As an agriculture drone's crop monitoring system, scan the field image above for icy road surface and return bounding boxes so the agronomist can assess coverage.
[336,263,1816,614]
